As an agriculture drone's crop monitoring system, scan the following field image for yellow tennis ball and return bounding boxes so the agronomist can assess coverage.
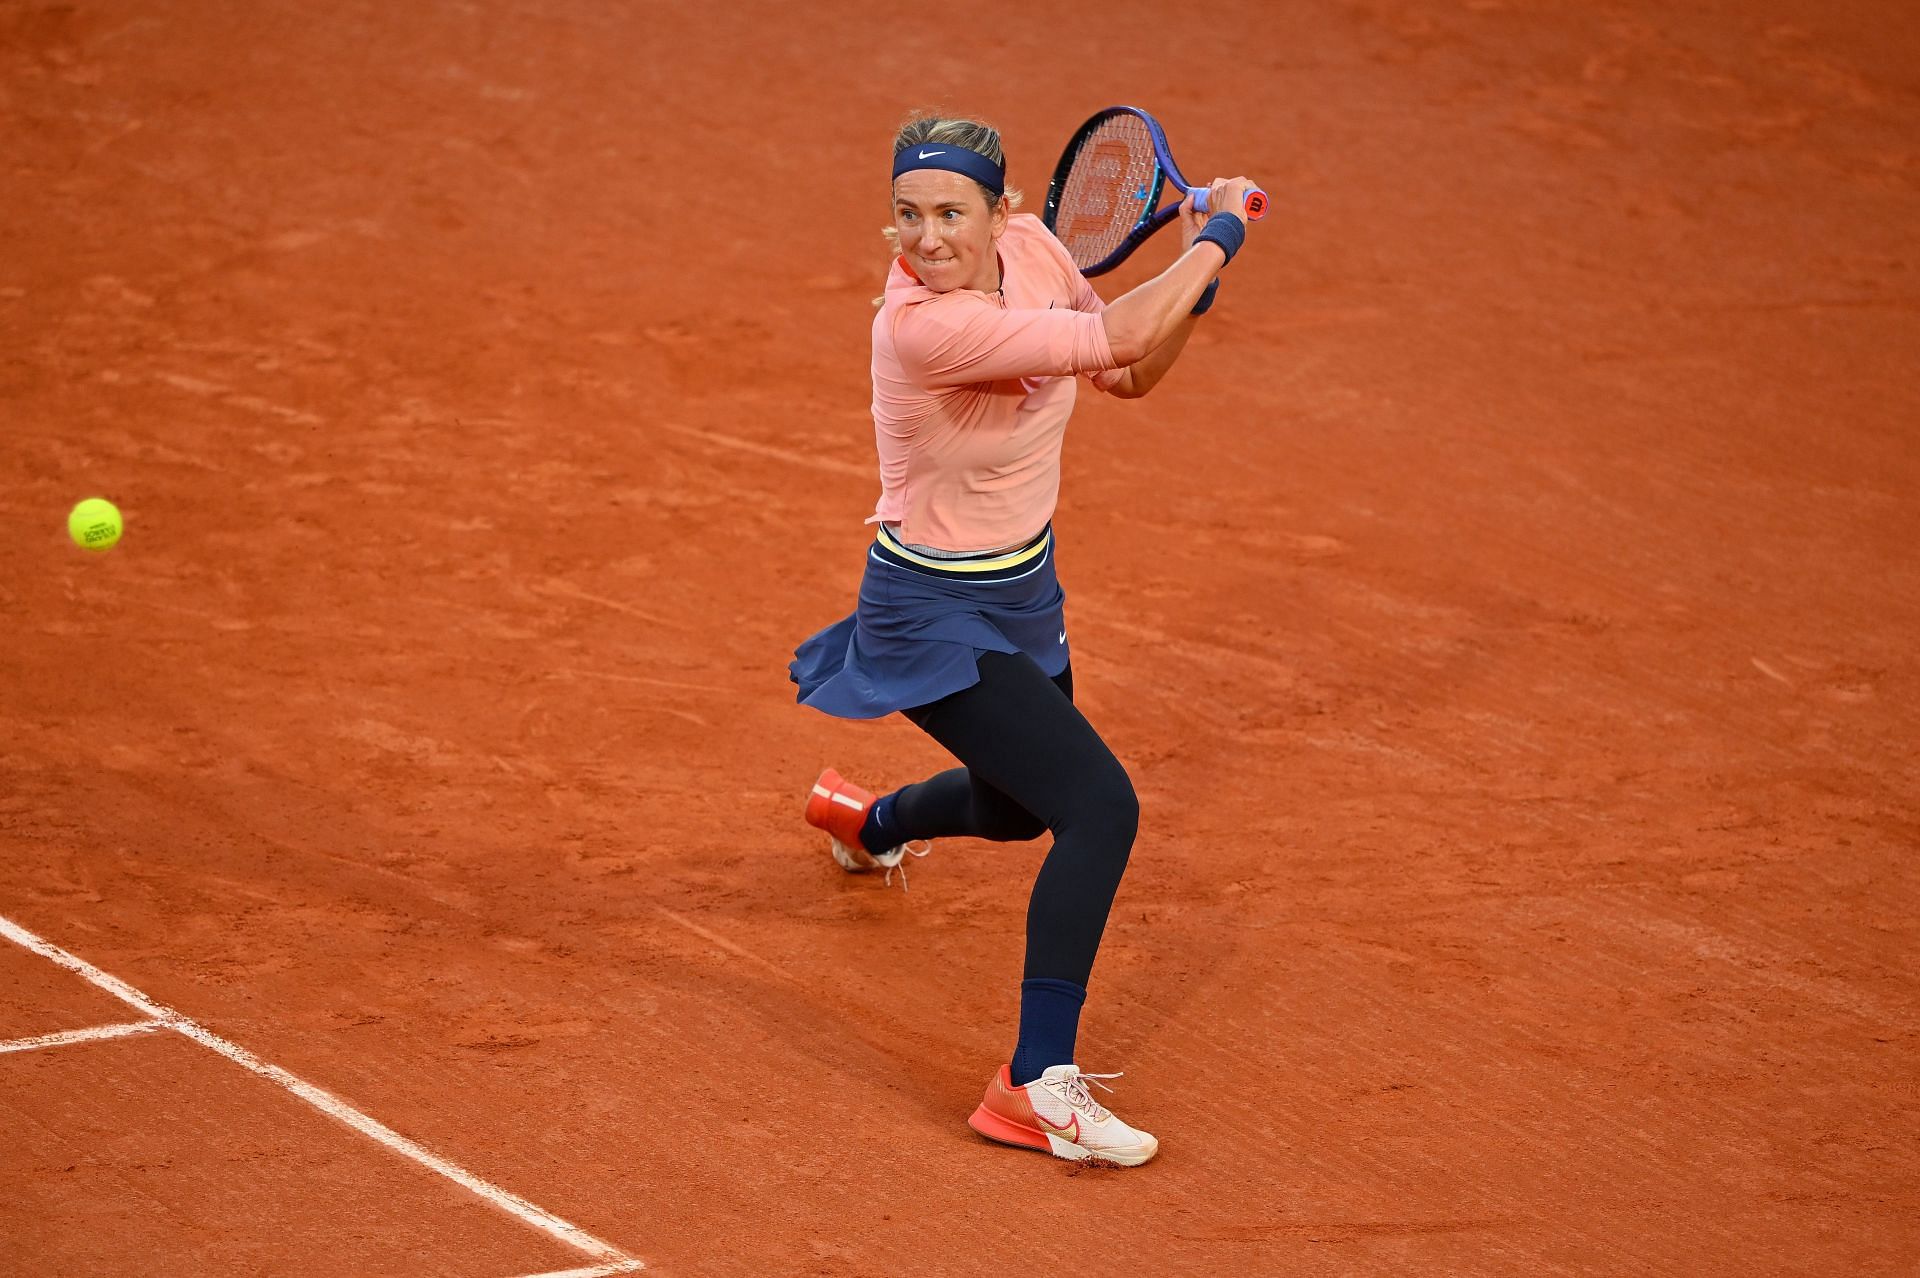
[68,497,123,552]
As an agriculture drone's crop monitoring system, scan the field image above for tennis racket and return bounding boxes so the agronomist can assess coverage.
[1042,106,1267,277]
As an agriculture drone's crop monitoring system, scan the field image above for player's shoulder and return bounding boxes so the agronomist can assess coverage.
[878,262,991,355]
[1003,214,1080,282]
[879,260,939,319]
[1004,213,1068,256]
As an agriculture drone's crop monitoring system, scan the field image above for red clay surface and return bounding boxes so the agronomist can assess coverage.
[3,1,1916,1275]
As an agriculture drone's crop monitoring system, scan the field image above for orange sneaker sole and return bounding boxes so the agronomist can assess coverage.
[966,1103,1050,1153]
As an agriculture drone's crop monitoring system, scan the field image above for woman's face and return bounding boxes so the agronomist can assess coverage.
[891,169,1007,294]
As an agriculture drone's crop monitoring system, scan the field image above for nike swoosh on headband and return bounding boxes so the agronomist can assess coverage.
[918,149,945,158]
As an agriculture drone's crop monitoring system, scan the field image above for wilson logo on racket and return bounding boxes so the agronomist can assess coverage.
[1061,138,1133,245]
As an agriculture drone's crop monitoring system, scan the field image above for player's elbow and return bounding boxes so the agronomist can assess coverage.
[1103,314,1152,367]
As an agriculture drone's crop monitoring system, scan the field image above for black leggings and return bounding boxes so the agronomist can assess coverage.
[894,650,1138,988]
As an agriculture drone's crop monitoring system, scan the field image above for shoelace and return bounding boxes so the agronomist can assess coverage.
[882,840,933,891]
[1050,1069,1122,1121]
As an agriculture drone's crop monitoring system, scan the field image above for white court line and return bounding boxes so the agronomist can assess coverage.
[0,1020,168,1055]
[655,907,796,986]
[0,913,643,1272]
[512,1263,645,1278]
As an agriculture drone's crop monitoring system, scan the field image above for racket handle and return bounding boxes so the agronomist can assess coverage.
[1190,184,1268,222]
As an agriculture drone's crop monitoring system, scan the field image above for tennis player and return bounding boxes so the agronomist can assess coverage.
[791,113,1257,1166]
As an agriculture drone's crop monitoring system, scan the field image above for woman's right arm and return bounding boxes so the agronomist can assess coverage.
[1100,177,1259,365]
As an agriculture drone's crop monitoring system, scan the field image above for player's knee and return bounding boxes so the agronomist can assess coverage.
[1102,768,1140,850]
[1065,757,1138,851]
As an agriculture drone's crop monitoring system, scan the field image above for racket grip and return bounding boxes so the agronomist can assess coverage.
[1190,185,1268,222]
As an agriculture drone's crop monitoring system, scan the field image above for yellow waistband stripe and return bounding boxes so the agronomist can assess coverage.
[875,525,1051,573]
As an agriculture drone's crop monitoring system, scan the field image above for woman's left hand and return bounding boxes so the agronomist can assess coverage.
[1176,192,1211,250]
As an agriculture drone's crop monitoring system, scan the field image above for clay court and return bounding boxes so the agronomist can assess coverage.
[3,1,1916,1274]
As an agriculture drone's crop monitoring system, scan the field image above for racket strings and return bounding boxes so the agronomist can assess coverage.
[1053,115,1159,269]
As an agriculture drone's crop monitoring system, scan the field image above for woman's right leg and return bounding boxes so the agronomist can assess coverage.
[846,649,1158,1162]
[879,651,1139,1092]
[895,651,1136,994]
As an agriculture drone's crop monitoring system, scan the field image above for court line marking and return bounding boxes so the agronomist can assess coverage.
[0,1019,168,1055]
[548,667,732,695]
[0,912,643,1272]
[655,907,797,986]
[662,422,870,478]
[511,1264,645,1278]
[531,580,671,626]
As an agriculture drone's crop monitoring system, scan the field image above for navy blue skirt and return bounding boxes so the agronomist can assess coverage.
[790,525,1069,719]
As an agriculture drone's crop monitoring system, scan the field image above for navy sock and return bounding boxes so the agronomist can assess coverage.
[1009,978,1086,1086]
[858,791,905,855]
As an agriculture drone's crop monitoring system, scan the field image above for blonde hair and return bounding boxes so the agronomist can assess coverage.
[877,112,1024,303]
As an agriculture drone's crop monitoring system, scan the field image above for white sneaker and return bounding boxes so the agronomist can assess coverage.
[828,835,930,886]
[967,1063,1159,1166]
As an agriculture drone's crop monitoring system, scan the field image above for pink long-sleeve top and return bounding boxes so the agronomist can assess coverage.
[868,214,1125,552]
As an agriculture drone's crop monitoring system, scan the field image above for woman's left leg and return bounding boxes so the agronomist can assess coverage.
[861,665,1075,850]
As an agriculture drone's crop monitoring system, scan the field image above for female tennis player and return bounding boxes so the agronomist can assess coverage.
[791,113,1257,1166]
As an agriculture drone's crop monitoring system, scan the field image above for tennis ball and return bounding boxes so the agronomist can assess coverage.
[68,497,123,552]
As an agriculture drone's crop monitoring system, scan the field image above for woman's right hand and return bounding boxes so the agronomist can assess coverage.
[1202,176,1261,229]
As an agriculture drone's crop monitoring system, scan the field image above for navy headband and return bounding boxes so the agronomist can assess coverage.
[891,143,1005,197]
